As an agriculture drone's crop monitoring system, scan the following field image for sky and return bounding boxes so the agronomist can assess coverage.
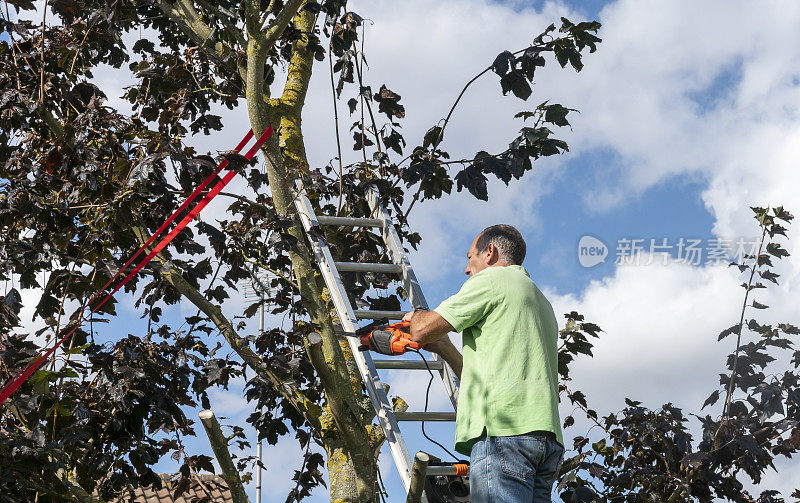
[6,0,800,501]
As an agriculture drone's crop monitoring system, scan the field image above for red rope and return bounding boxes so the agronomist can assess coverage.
[0,126,273,406]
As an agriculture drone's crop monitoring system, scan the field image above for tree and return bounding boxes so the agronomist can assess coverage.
[0,1,601,501]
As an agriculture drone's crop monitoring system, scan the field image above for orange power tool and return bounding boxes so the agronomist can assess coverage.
[356,319,421,356]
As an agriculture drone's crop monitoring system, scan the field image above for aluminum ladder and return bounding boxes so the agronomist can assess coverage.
[293,184,460,496]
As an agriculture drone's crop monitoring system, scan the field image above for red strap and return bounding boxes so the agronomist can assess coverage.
[0,126,273,406]
[91,127,273,313]
[0,129,256,404]
[87,129,256,311]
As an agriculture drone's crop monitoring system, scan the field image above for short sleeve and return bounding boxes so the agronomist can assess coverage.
[434,272,496,332]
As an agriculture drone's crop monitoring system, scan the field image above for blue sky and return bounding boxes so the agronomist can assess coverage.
[6,0,800,501]
[422,150,718,298]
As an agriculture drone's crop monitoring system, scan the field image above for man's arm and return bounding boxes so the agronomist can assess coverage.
[405,271,494,380]
[405,309,451,345]
[404,310,463,379]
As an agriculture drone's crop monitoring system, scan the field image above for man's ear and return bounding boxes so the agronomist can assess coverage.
[485,243,498,264]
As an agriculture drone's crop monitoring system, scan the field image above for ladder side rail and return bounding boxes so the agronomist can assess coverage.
[293,188,416,490]
[366,188,461,410]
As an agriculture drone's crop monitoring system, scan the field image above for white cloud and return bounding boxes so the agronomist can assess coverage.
[548,257,744,414]
[558,0,800,232]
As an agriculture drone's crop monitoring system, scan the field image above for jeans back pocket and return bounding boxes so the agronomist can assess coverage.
[494,434,546,480]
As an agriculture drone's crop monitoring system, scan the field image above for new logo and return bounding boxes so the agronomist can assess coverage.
[578,235,608,268]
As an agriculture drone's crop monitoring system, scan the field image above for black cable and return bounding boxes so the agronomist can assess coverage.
[375,461,388,503]
[408,348,459,461]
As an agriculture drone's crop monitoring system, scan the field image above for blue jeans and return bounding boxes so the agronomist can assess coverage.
[470,431,564,503]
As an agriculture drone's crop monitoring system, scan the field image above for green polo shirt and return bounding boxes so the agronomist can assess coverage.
[435,265,562,455]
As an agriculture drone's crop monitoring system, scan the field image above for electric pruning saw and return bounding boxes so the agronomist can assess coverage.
[355,319,421,356]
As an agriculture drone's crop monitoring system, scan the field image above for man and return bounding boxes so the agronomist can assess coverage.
[402,224,563,503]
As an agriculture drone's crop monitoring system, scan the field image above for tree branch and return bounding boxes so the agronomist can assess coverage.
[243,4,385,490]
[155,0,210,43]
[198,409,249,503]
[154,0,235,61]
[405,452,430,503]
[264,11,380,443]
[262,0,304,48]
[435,46,553,150]
[279,7,316,113]
[193,0,247,48]
[722,224,768,420]
[131,226,322,432]
[245,0,305,112]
[40,106,64,139]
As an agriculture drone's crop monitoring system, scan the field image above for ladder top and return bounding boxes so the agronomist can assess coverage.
[335,262,404,274]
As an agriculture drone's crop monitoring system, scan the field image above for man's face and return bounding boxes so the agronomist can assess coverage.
[464,235,491,277]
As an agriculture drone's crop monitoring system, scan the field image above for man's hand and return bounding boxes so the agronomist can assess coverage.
[402,311,414,323]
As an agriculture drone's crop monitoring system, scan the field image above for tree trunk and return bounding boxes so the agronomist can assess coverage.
[244,7,382,501]
[324,435,379,502]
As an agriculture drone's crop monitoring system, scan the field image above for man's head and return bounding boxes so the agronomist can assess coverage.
[465,224,526,276]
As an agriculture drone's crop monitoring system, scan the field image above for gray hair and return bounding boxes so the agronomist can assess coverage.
[475,224,526,265]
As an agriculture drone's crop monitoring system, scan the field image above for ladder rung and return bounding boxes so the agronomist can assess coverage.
[316,215,384,227]
[354,310,406,320]
[335,262,403,274]
[395,412,456,421]
[373,359,444,370]
[427,466,467,476]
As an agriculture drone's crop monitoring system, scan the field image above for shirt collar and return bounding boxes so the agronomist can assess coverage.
[470,264,530,279]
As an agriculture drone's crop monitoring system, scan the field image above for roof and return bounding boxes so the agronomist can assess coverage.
[107,474,235,503]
